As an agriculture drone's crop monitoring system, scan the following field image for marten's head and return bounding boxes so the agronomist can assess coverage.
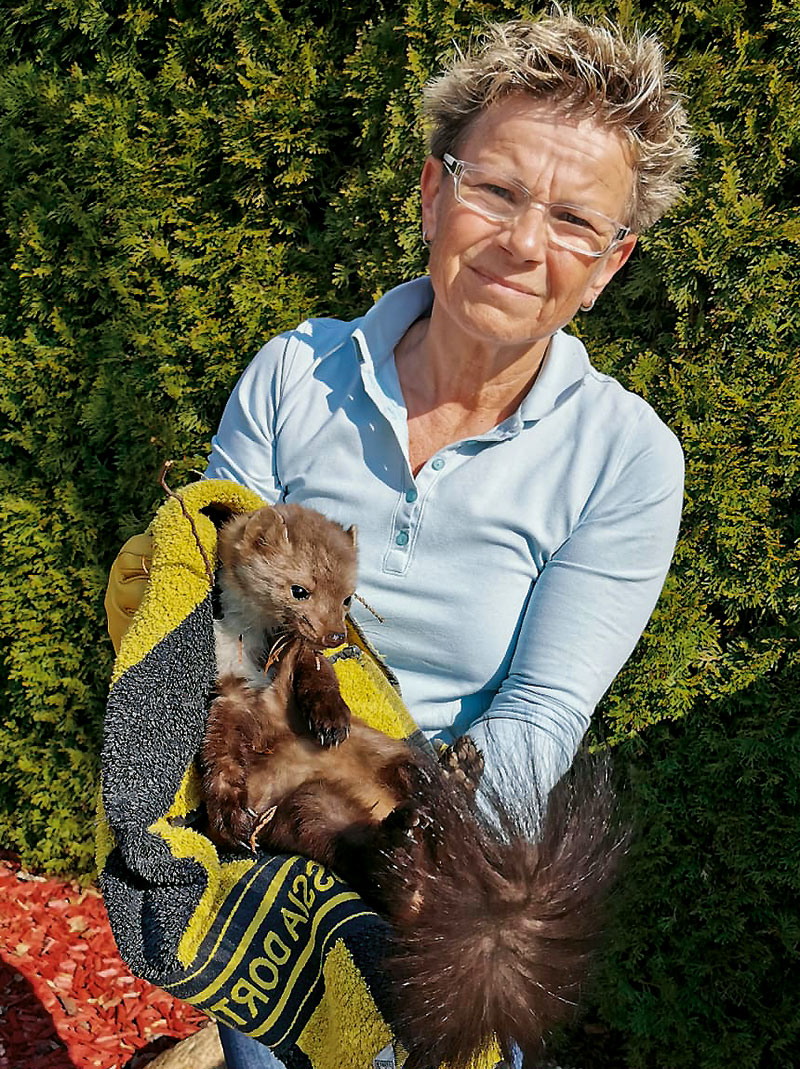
[217,505,357,649]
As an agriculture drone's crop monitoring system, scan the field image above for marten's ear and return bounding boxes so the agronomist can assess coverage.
[216,510,251,566]
[275,508,290,543]
[244,505,290,548]
[345,525,358,550]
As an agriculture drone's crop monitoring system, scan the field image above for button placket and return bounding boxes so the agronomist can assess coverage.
[394,484,418,552]
[382,450,451,574]
[382,487,415,572]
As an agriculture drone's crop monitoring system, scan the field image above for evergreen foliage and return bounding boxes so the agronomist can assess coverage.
[1,0,797,1064]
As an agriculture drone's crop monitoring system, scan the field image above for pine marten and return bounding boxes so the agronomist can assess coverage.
[201,504,626,1069]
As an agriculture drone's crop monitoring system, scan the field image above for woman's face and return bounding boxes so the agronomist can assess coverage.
[421,95,638,354]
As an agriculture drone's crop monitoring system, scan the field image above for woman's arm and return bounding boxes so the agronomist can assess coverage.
[469,413,685,800]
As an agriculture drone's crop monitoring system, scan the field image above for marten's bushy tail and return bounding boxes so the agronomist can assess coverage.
[385,755,628,1069]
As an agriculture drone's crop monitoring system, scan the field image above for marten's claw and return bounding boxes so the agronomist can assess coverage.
[207,793,260,853]
[309,718,351,748]
[382,801,425,844]
[293,644,352,747]
[439,735,484,796]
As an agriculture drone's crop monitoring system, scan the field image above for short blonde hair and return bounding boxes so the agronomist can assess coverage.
[423,13,695,231]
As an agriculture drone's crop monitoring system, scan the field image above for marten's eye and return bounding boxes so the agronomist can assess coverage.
[291,585,310,600]
[343,595,352,609]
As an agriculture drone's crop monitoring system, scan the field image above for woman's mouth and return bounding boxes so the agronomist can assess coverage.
[469,266,536,296]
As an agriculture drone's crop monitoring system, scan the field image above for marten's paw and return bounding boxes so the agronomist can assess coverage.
[293,645,351,747]
[205,791,260,854]
[439,734,484,795]
[305,693,351,748]
[382,800,430,843]
[388,759,452,849]
[375,802,434,919]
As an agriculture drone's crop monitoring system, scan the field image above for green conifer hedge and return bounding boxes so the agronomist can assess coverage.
[1,1,798,1065]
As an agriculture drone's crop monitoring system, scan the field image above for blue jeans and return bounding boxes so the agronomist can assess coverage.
[218,1025,524,1068]
[218,1025,286,1068]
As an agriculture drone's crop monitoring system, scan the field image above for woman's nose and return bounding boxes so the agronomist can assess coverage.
[501,203,549,260]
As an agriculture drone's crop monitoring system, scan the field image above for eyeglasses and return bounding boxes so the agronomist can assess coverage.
[441,153,630,258]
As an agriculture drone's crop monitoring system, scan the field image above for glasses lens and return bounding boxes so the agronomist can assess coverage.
[449,160,621,256]
[547,205,618,256]
[455,166,525,221]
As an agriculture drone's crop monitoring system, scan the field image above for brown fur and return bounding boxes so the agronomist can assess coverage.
[201,505,628,1068]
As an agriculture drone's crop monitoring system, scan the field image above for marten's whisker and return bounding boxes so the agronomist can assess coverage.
[353,592,384,622]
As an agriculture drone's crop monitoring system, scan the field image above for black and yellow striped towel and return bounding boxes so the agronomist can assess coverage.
[96,478,457,1069]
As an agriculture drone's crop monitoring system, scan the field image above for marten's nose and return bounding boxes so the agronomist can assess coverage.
[322,631,346,648]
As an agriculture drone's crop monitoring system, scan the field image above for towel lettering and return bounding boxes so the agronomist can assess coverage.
[290,872,315,911]
[206,859,343,1033]
[263,930,292,965]
[209,998,247,1027]
[281,906,307,941]
[249,955,280,990]
[230,977,272,1016]
[308,860,335,892]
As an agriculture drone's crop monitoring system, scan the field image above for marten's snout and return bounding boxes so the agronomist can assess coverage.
[322,631,346,648]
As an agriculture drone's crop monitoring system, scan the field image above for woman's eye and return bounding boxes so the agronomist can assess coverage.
[291,585,310,600]
[554,207,595,231]
[343,595,352,609]
[480,182,517,204]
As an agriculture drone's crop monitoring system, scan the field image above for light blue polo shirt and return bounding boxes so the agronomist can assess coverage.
[206,276,684,797]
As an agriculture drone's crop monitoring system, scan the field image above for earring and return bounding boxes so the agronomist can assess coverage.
[422,227,431,248]
[581,296,596,311]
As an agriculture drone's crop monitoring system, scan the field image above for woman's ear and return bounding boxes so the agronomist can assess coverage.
[582,232,638,308]
[420,156,444,245]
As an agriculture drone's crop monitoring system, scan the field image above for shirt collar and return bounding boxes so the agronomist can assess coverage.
[350,275,591,425]
[517,328,591,423]
[351,276,434,373]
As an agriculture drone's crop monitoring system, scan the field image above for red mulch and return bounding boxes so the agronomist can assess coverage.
[0,854,209,1069]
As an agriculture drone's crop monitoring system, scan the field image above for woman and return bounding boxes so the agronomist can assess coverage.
[108,13,693,1069]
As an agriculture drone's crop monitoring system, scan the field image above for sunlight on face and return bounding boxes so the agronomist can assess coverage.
[421,95,638,356]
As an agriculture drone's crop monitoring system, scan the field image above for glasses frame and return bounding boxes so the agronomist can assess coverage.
[441,153,630,258]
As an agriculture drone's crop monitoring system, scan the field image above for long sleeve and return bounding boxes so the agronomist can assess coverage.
[204,335,290,503]
[469,407,684,800]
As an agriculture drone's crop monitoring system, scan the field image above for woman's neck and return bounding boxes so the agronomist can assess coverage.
[394,306,551,474]
[395,305,549,420]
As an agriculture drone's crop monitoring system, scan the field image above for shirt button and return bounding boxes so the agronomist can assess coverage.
[395,530,409,546]
[405,489,418,503]
[432,458,445,470]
